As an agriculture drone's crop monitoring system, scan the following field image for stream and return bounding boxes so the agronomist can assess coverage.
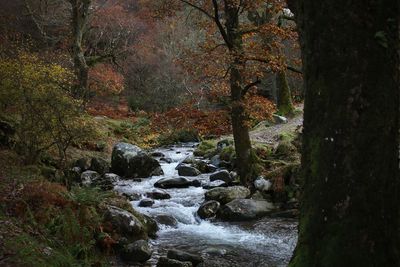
[114,144,298,267]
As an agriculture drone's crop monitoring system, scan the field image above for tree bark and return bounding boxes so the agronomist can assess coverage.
[276,70,294,115]
[224,2,254,186]
[289,0,400,266]
[68,0,91,101]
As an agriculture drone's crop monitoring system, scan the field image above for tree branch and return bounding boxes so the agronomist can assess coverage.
[178,0,214,20]
[212,0,232,48]
[242,78,261,96]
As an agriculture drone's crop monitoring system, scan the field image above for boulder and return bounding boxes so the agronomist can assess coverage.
[90,157,109,174]
[273,114,288,124]
[111,141,165,176]
[123,192,142,201]
[146,189,171,200]
[155,177,200,189]
[80,170,101,186]
[154,214,179,227]
[127,153,164,178]
[217,199,275,221]
[205,186,250,205]
[103,173,120,184]
[209,170,232,184]
[138,198,155,207]
[202,180,227,190]
[177,165,201,177]
[167,249,203,266]
[157,256,193,267]
[197,201,220,219]
[120,240,152,263]
[104,206,146,239]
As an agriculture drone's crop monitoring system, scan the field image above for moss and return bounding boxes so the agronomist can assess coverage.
[193,140,218,157]
[220,146,236,162]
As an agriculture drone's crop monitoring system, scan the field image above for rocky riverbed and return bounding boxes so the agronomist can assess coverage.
[113,143,298,267]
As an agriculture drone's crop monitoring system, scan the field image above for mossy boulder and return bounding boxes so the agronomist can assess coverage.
[205,186,250,205]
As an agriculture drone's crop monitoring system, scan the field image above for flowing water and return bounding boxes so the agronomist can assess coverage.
[114,144,297,267]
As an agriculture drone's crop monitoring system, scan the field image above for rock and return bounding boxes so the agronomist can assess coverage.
[80,170,101,186]
[202,180,227,189]
[90,157,109,174]
[250,191,266,201]
[205,164,218,173]
[138,198,155,207]
[197,201,220,219]
[154,214,179,227]
[140,214,159,238]
[120,240,152,263]
[151,151,165,157]
[205,186,250,205]
[157,256,193,267]
[191,179,201,187]
[123,192,142,201]
[272,114,288,124]
[65,167,82,183]
[177,165,201,177]
[103,173,120,184]
[104,146,163,177]
[219,160,232,170]
[74,158,90,171]
[209,170,232,184]
[155,177,200,189]
[160,157,173,163]
[210,155,221,167]
[167,249,203,266]
[111,142,142,176]
[104,206,145,239]
[146,189,171,200]
[254,177,272,192]
[127,153,164,178]
[217,199,275,221]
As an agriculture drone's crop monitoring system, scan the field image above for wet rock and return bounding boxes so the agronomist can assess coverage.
[177,165,201,177]
[250,191,266,201]
[80,170,101,186]
[111,142,142,176]
[155,177,196,189]
[151,151,165,157]
[205,186,250,205]
[209,170,232,184]
[197,201,220,219]
[154,214,179,227]
[191,179,201,187]
[217,199,275,221]
[210,155,221,167]
[90,157,109,174]
[157,256,193,267]
[120,240,152,263]
[146,189,171,200]
[270,209,299,218]
[127,153,164,178]
[132,178,143,182]
[103,173,120,184]
[160,157,173,163]
[138,198,155,207]
[202,180,227,189]
[104,206,145,239]
[167,249,203,266]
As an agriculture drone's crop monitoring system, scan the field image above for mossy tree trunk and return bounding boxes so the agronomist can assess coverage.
[288,0,400,266]
[276,70,294,116]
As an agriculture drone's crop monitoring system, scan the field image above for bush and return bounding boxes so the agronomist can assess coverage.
[0,53,93,165]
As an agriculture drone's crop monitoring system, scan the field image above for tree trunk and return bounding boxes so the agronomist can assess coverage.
[276,70,294,115]
[289,1,400,266]
[225,2,254,186]
[69,0,91,101]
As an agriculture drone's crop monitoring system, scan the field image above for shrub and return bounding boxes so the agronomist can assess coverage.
[0,52,93,165]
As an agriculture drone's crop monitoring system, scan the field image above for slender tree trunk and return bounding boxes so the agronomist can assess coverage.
[69,0,91,101]
[276,70,294,115]
[225,2,254,186]
[289,0,400,266]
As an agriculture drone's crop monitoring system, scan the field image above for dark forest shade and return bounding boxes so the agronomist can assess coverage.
[288,0,400,266]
